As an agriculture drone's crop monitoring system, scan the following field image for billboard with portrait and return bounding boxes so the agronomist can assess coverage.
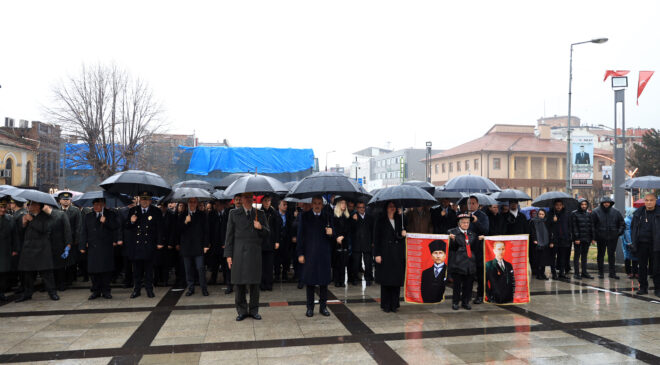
[483,235,530,305]
[602,165,613,190]
[405,233,450,304]
[572,135,594,187]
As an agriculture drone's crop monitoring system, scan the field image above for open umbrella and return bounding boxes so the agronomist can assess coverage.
[172,180,214,192]
[100,170,171,197]
[0,186,27,202]
[287,172,371,200]
[215,173,251,190]
[15,189,59,207]
[74,191,133,208]
[212,189,232,201]
[402,180,435,194]
[633,198,645,208]
[284,196,327,204]
[621,176,660,189]
[169,187,214,203]
[492,189,532,202]
[457,193,497,207]
[367,185,437,208]
[531,191,578,210]
[442,174,501,194]
[224,174,288,197]
[433,187,464,202]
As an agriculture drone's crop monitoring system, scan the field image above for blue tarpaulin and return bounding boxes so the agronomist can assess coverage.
[63,143,129,170]
[180,146,315,176]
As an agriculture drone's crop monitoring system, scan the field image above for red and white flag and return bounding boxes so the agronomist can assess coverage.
[603,70,630,82]
[637,71,654,105]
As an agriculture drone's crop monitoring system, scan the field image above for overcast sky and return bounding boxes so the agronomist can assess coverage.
[1,0,659,169]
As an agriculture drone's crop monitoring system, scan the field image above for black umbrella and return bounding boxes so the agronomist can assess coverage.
[74,191,133,208]
[0,186,27,202]
[433,187,464,202]
[215,173,251,190]
[287,172,371,200]
[402,180,436,194]
[224,174,289,197]
[621,176,660,189]
[457,193,497,207]
[532,191,578,210]
[492,189,532,202]
[15,190,59,207]
[442,174,501,194]
[367,185,437,208]
[172,180,214,192]
[169,187,213,203]
[284,181,299,191]
[212,189,232,201]
[284,196,326,204]
[100,170,171,197]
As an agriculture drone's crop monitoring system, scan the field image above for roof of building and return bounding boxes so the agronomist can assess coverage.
[0,129,38,151]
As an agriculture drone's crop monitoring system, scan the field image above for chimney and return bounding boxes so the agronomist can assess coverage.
[538,124,551,139]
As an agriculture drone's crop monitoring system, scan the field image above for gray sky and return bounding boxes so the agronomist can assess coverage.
[1,0,659,169]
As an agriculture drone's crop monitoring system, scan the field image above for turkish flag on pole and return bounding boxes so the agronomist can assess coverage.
[603,70,630,82]
[637,71,654,105]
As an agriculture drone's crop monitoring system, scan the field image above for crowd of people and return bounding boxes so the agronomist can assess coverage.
[0,188,658,319]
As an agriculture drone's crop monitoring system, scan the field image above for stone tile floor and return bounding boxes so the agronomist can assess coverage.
[0,274,657,364]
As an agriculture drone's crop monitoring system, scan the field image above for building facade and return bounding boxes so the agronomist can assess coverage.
[0,128,38,187]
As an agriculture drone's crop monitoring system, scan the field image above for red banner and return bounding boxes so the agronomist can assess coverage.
[603,70,630,82]
[637,71,654,105]
[405,233,449,304]
[483,235,530,304]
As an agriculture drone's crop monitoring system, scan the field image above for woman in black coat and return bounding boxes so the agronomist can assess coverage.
[331,197,351,287]
[530,209,552,280]
[374,201,407,313]
[175,198,209,296]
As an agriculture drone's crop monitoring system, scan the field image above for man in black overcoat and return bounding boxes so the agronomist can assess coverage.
[350,201,374,286]
[467,196,489,304]
[273,199,294,282]
[58,192,81,287]
[260,196,280,291]
[431,198,457,234]
[80,198,121,299]
[420,240,447,303]
[124,192,161,298]
[207,199,229,286]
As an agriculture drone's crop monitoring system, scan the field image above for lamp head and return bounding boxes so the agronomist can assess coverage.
[591,38,608,44]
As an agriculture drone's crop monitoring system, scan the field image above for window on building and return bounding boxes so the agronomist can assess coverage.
[465,160,470,171]
[442,163,446,173]
[474,159,479,170]
[434,164,439,174]
[457,161,461,171]
[493,158,501,170]
[449,162,453,172]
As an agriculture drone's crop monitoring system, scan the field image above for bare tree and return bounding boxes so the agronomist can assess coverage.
[48,63,165,179]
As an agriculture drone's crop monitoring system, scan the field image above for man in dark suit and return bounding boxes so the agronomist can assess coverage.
[485,241,515,304]
[431,198,457,234]
[124,192,162,298]
[273,199,294,282]
[420,239,447,303]
[575,146,591,165]
[350,202,374,286]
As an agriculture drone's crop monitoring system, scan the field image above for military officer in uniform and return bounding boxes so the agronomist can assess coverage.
[58,192,81,287]
[124,192,161,298]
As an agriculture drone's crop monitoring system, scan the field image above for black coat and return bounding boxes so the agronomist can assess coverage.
[591,204,625,241]
[274,210,294,256]
[49,209,72,269]
[0,214,16,273]
[447,227,477,276]
[62,206,82,263]
[175,210,209,257]
[297,210,333,285]
[156,209,175,266]
[260,206,280,252]
[18,212,55,272]
[80,209,120,273]
[431,206,457,234]
[420,264,446,303]
[351,213,374,253]
[548,208,571,246]
[485,210,508,236]
[631,207,660,252]
[124,205,162,261]
[505,211,529,235]
[206,209,226,268]
[224,208,270,284]
[571,203,594,243]
[332,215,351,252]
[485,259,515,303]
[530,218,553,266]
[117,206,134,258]
[373,214,406,287]
[12,208,28,253]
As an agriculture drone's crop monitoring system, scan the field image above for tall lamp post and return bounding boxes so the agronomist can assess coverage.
[566,38,608,194]
[611,76,628,215]
[425,141,432,183]
[325,150,336,172]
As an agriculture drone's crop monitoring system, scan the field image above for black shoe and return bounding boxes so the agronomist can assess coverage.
[102,293,112,299]
[320,308,330,316]
[250,313,262,320]
[49,293,60,301]
[383,308,391,313]
[598,273,605,279]
[224,287,233,295]
[306,309,314,317]
[452,303,459,310]
[334,282,341,287]
[558,274,569,279]
[236,314,248,321]
[130,291,141,299]
[573,274,581,280]
[637,289,648,295]
[473,297,483,305]
[297,282,304,289]
[366,281,372,286]
[202,288,209,296]
[15,296,32,303]
[146,290,155,298]
[89,293,100,300]
[462,303,472,310]
[552,274,558,280]
[351,281,358,286]
[582,273,594,279]
[541,275,549,280]
[185,288,194,296]
[654,290,660,298]
[122,283,132,289]
[609,274,620,280]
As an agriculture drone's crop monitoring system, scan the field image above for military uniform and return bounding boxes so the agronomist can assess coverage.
[124,195,161,298]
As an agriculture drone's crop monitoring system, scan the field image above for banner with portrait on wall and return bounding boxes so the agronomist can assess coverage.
[571,135,594,188]
[404,233,450,304]
[483,235,530,305]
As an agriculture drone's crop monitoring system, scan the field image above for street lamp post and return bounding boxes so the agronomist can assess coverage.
[325,150,336,172]
[611,76,628,215]
[566,38,608,194]
[425,141,432,183]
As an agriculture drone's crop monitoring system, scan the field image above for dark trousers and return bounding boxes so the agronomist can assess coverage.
[475,262,484,299]
[154,264,169,285]
[451,273,473,306]
[556,246,571,274]
[133,259,154,292]
[637,243,660,290]
[53,268,66,290]
[529,242,538,276]
[183,255,207,290]
[65,265,77,285]
[380,285,401,311]
[235,283,259,316]
[573,241,590,275]
[351,251,373,282]
[625,259,639,275]
[23,270,55,298]
[261,251,274,290]
[0,272,7,294]
[290,243,300,280]
[90,272,112,295]
[122,256,133,286]
[332,249,348,284]
[79,252,89,280]
[222,258,231,285]
[274,245,290,280]
[597,238,618,275]
[306,285,328,310]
